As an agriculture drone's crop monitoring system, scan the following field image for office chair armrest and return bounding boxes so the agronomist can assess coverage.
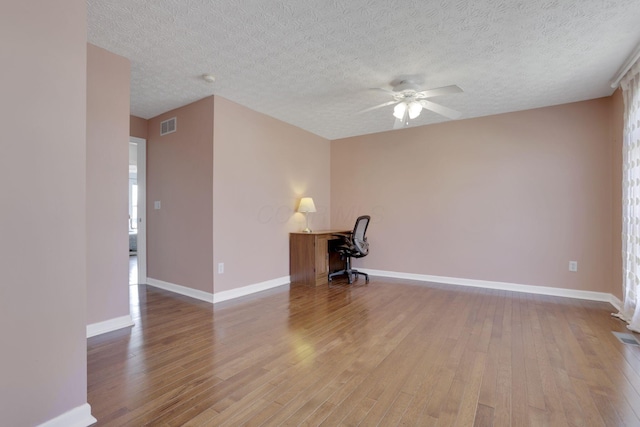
[332,232,351,237]
[332,232,352,242]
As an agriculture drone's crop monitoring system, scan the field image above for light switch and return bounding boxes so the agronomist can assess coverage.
[154,201,161,210]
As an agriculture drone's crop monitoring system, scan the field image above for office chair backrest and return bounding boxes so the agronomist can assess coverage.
[352,215,370,256]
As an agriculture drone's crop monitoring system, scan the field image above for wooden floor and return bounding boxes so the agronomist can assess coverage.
[88,278,640,426]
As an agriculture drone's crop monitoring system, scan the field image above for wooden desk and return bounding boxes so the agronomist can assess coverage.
[290,230,349,286]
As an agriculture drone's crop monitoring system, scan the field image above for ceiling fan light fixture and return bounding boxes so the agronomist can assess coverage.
[393,102,407,119]
[364,80,462,128]
[408,101,422,119]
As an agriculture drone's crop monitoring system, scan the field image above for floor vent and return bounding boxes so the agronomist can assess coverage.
[161,117,177,136]
[612,331,640,346]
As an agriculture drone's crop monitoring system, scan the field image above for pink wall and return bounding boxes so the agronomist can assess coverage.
[130,115,149,140]
[147,97,214,292]
[213,96,330,293]
[0,0,90,425]
[86,44,131,325]
[331,98,615,293]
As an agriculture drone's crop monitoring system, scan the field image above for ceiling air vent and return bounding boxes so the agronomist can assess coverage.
[160,117,177,136]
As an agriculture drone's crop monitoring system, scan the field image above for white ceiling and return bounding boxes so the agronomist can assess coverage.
[87,0,640,140]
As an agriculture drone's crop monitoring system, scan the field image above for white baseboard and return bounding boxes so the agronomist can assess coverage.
[360,268,618,307]
[213,276,290,303]
[146,276,290,305]
[37,403,96,427]
[609,295,623,312]
[147,278,214,303]
[86,315,134,338]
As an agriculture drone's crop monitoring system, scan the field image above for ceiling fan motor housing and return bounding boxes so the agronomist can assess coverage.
[392,80,420,93]
[392,80,423,102]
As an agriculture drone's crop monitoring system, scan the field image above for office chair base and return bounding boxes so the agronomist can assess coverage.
[328,269,369,285]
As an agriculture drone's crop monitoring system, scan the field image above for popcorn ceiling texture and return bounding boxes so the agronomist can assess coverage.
[88,0,640,140]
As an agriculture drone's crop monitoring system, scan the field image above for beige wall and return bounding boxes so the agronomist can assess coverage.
[331,98,615,293]
[86,44,131,325]
[213,96,330,292]
[144,95,330,294]
[0,0,90,425]
[130,115,148,140]
[147,97,214,292]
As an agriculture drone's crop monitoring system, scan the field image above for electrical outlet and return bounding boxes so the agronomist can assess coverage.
[154,201,161,210]
[569,261,578,272]
[218,262,224,274]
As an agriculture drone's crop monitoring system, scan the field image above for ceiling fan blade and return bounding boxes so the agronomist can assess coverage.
[419,100,461,120]
[419,85,463,98]
[370,87,395,94]
[358,100,398,114]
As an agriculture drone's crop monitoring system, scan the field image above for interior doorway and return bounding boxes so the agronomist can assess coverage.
[129,137,147,285]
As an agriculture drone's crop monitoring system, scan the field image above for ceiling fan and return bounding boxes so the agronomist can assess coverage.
[361,80,463,129]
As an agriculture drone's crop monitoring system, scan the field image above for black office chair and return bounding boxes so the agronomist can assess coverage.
[328,215,371,284]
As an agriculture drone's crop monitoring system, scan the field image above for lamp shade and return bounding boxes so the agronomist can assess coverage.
[393,102,407,120]
[297,197,316,213]
[408,101,422,119]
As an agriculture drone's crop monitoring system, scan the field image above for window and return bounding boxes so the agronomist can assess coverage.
[129,180,138,231]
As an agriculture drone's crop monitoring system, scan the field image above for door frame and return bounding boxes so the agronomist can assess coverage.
[130,136,147,284]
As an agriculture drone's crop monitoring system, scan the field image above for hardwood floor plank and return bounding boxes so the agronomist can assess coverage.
[281,368,361,426]
[180,408,218,426]
[298,401,337,426]
[521,299,545,412]
[509,294,528,427]
[493,295,513,427]
[473,403,494,427]
[477,291,505,410]
[526,300,574,426]
[549,380,582,426]
[337,397,377,427]
[454,350,487,427]
[201,384,280,426]
[394,329,455,424]
[86,280,640,426]
[590,390,626,426]
[376,391,414,426]
[567,376,607,427]
[357,335,432,423]
[435,378,466,427]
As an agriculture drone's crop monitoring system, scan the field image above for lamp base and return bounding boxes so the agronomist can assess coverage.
[302,212,312,233]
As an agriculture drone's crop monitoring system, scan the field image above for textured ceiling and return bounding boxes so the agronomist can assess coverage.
[88,0,640,140]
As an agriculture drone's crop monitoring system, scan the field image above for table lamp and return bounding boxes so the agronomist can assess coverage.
[297,197,316,232]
